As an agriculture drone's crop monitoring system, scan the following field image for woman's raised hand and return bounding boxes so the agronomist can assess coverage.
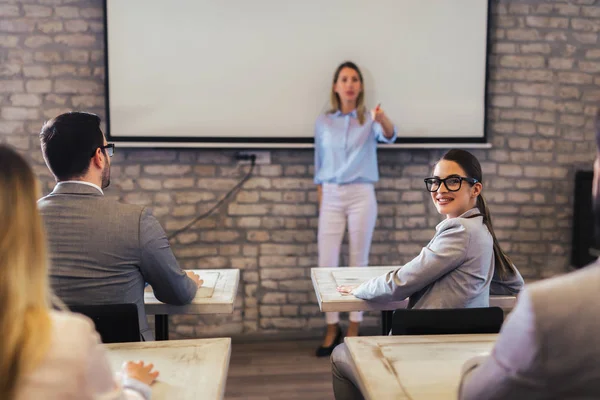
[371,103,384,123]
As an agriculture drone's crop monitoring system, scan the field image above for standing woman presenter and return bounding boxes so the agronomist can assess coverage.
[314,61,397,357]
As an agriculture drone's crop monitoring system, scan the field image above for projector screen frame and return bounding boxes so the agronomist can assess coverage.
[102,0,492,148]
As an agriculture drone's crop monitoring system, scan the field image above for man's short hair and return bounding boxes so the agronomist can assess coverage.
[40,112,104,181]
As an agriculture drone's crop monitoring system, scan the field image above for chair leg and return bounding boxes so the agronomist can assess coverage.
[381,310,393,335]
[155,314,169,340]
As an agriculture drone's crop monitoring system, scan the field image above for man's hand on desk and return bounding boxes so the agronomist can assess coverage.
[186,271,204,287]
[337,285,359,295]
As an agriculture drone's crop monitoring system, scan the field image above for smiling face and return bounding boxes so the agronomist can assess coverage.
[430,160,482,219]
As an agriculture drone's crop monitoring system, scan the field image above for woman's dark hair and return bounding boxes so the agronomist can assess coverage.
[440,149,515,278]
[39,112,104,181]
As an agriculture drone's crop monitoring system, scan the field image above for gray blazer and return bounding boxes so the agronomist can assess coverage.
[38,182,198,341]
[459,261,600,400]
[353,208,524,308]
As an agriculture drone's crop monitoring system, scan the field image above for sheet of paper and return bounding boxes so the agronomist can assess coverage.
[332,269,379,287]
[146,271,220,298]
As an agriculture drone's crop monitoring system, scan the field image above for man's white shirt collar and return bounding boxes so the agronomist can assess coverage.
[56,180,104,195]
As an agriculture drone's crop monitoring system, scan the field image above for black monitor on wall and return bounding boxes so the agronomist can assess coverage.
[571,170,598,268]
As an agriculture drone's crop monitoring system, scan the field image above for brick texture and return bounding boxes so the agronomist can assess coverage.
[1,0,598,338]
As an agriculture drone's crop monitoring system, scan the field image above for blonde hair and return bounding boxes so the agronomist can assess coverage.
[0,145,52,399]
[328,61,367,125]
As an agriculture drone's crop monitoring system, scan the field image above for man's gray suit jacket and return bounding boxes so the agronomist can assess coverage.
[38,182,198,341]
[459,261,600,399]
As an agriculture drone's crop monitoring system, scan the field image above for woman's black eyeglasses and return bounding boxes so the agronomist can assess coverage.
[424,176,479,192]
[92,144,115,158]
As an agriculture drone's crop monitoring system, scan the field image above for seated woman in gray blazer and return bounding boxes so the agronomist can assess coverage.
[331,148,524,400]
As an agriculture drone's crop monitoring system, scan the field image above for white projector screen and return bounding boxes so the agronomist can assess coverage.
[105,0,490,147]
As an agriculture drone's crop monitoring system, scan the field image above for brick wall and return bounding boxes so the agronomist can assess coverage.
[1,0,598,338]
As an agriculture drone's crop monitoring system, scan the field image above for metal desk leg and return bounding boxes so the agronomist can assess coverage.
[155,314,169,340]
[381,310,393,335]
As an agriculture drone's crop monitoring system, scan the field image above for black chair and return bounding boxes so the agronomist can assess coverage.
[572,170,599,268]
[68,303,141,343]
[391,307,504,335]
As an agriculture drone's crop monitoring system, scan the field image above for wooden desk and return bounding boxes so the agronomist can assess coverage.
[106,338,231,400]
[345,334,497,400]
[145,269,240,340]
[311,267,516,333]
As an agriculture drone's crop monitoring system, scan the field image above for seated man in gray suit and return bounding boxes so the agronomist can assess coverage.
[38,111,202,341]
[459,115,600,399]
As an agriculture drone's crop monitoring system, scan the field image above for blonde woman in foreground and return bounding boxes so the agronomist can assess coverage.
[0,144,158,400]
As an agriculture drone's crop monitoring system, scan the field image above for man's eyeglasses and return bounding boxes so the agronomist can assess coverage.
[92,143,115,158]
[424,176,479,192]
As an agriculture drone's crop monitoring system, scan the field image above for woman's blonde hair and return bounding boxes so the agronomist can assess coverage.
[328,61,366,125]
[0,145,52,399]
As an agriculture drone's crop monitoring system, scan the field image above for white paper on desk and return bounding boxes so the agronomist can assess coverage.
[332,270,375,287]
[145,271,219,298]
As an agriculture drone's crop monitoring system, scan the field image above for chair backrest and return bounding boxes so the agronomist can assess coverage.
[68,303,141,343]
[391,307,504,335]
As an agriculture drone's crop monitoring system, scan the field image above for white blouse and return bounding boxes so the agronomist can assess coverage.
[17,311,151,400]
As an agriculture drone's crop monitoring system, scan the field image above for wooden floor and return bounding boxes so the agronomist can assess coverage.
[225,340,334,400]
